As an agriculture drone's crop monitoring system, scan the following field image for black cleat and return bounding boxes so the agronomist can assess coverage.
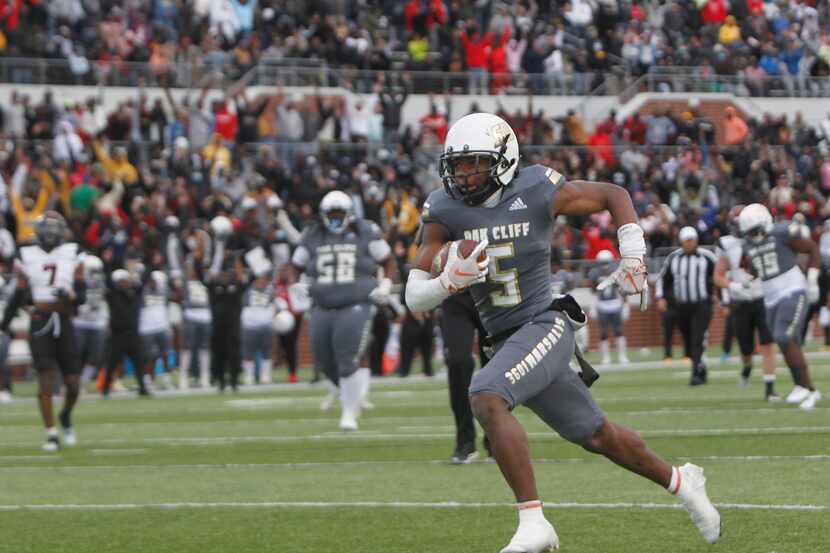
[42,435,60,452]
[451,443,479,465]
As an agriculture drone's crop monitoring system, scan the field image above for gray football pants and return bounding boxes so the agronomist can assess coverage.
[310,303,376,383]
[470,310,605,445]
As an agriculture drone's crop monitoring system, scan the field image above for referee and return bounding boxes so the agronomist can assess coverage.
[655,227,718,386]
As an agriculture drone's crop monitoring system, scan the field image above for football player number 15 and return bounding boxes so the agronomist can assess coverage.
[751,252,780,279]
[317,252,356,284]
[487,243,522,307]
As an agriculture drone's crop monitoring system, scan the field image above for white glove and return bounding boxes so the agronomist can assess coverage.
[807,267,820,304]
[439,240,490,294]
[369,277,393,304]
[597,257,649,310]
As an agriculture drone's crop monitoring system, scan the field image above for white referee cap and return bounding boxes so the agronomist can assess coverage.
[679,226,698,242]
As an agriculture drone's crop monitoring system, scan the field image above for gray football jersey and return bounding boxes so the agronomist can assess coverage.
[183,279,210,309]
[588,265,620,302]
[423,164,564,336]
[742,222,800,282]
[550,269,575,297]
[300,219,384,309]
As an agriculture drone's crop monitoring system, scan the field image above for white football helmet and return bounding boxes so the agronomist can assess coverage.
[738,203,773,243]
[82,254,104,273]
[320,190,354,234]
[596,250,614,263]
[272,310,296,334]
[210,215,234,238]
[439,112,520,206]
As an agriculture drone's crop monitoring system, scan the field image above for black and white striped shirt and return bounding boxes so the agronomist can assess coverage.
[655,247,718,304]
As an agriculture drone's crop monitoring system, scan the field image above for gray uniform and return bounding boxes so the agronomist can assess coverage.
[550,269,575,296]
[424,165,603,445]
[241,284,275,359]
[294,220,385,381]
[74,271,109,367]
[589,265,623,339]
[182,278,212,353]
[743,222,809,345]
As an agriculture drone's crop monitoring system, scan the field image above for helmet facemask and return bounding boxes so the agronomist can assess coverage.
[36,215,66,251]
[439,136,515,206]
[322,208,350,234]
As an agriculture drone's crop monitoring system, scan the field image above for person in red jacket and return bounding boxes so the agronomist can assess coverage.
[459,24,493,94]
[701,0,727,26]
[212,100,238,143]
[404,0,447,34]
[488,26,512,94]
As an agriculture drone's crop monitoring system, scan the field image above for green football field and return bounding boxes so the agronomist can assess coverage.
[0,349,828,553]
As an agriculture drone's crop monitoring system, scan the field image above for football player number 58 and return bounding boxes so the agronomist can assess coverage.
[487,243,522,307]
[317,252,356,284]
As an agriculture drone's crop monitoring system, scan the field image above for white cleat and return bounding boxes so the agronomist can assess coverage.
[112,379,127,393]
[618,355,630,366]
[499,520,559,553]
[676,463,721,544]
[799,390,821,411]
[785,385,810,404]
[339,410,358,431]
[0,390,12,403]
[63,427,77,447]
[601,356,611,366]
[360,397,375,410]
[42,437,60,453]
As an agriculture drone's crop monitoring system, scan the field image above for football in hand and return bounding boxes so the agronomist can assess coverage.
[430,239,486,278]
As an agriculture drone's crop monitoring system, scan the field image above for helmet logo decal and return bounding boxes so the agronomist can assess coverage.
[491,122,512,148]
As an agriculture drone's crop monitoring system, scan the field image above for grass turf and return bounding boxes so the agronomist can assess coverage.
[0,352,828,553]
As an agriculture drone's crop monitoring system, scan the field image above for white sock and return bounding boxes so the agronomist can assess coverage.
[260,360,272,384]
[181,350,192,375]
[339,372,363,419]
[600,340,610,360]
[617,336,628,359]
[243,360,255,385]
[517,500,545,524]
[667,466,681,495]
[81,365,95,384]
[199,350,211,387]
[46,427,58,438]
[357,367,371,400]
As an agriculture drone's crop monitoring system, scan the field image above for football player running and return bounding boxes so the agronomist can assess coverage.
[406,114,720,551]
[0,212,86,451]
[713,206,780,401]
[736,204,821,410]
[291,190,396,431]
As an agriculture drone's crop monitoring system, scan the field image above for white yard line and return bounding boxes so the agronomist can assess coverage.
[0,500,824,512]
[2,425,830,449]
[1,455,828,473]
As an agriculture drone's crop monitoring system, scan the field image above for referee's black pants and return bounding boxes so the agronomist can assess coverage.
[675,301,713,374]
[439,293,489,450]
[105,329,146,394]
[397,312,434,377]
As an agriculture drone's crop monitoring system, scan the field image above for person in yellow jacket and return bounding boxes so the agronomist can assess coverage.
[201,134,232,175]
[719,16,741,47]
[93,141,139,186]
[11,169,56,244]
[382,187,420,240]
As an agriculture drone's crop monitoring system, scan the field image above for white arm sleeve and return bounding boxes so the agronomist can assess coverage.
[291,246,310,268]
[276,210,302,246]
[368,239,391,262]
[405,269,450,313]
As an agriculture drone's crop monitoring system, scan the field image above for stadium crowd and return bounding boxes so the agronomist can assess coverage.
[2,1,830,95]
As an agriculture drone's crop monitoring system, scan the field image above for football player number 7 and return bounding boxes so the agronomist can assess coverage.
[44,263,57,285]
[486,243,522,307]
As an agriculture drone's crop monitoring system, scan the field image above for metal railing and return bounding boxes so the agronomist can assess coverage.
[0,56,631,96]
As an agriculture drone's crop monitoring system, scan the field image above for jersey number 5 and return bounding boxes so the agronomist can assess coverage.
[44,263,57,285]
[486,243,522,307]
[317,252,356,284]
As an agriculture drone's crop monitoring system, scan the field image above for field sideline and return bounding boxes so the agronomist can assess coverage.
[1,349,828,553]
